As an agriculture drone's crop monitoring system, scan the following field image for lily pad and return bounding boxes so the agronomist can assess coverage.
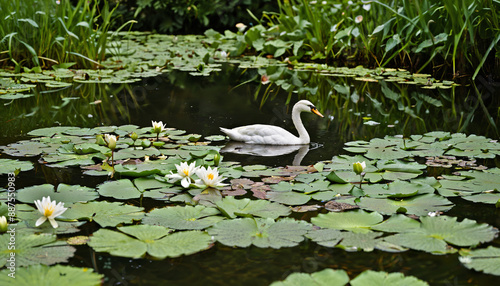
[17,184,98,204]
[356,194,454,216]
[215,196,291,219]
[0,265,103,286]
[270,268,350,286]
[0,233,75,267]
[0,159,34,174]
[143,205,224,230]
[381,216,498,253]
[97,179,142,199]
[350,270,429,286]
[88,225,212,258]
[64,201,144,227]
[208,217,312,248]
[459,246,500,276]
[311,210,384,233]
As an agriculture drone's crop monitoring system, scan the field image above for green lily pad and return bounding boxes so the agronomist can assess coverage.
[306,228,393,252]
[461,193,500,205]
[356,194,454,216]
[0,159,34,174]
[437,169,500,197]
[143,205,224,230]
[311,210,384,233]
[0,265,103,286]
[64,201,144,227]
[97,179,141,199]
[17,184,98,204]
[208,217,312,248]
[266,191,311,205]
[215,196,291,219]
[1,140,52,157]
[88,225,212,258]
[350,270,429,286]
[270,268,350,286]
[381,216,498,253]
[459,246,500,276]
[0,233,75,267]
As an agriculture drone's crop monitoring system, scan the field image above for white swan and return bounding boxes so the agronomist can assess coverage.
[219,100,323,145]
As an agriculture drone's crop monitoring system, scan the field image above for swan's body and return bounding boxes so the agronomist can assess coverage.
[220,100,323,145]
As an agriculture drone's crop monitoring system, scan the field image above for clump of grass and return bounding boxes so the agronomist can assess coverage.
[0,0,117,72]
[236,0,500,79]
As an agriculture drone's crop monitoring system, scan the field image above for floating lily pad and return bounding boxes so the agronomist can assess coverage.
[17,184,98,204]
[459,246,500,276]
[270,268,350,286]
[88,225,212,259]
[381,216,498,253]
[0,233,75,267]
[266,191,311,205]
[208,217,312,248]
[356,194,454,216]
[350,270,429,286]
[97,179,141,199]
[0,159,33,174]
[63,201,144,227]
[215,196,291,219]
[143,205,224,230]
[311,210,384,233]
[0,265,103,286]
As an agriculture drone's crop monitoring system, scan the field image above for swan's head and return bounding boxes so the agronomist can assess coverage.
[295,100,324,117]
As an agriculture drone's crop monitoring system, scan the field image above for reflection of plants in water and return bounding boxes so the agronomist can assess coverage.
[253,68,499,141]
[1,82,143,137]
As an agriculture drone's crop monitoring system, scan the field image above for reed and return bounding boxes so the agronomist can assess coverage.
[0,0,117,71]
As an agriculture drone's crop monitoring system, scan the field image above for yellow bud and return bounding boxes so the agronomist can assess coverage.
[353,161,366,175]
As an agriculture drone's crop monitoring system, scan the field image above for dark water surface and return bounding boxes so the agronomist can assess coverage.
[1,65,500,285]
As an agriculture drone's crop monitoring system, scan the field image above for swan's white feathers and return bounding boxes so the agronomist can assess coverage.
[220,100,323,145]
[220,125,299,145]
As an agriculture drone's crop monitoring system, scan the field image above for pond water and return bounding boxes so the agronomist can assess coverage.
[1,64,500,285]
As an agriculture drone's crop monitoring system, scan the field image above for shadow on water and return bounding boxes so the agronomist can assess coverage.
[2,64,500,285]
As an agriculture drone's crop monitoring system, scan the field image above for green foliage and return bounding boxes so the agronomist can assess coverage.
[235,0,500,78]
[0,0,118,70]
[0,265,103,286]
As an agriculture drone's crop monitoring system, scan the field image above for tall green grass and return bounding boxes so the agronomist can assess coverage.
[239,0,500,79]
[0,0,117,72]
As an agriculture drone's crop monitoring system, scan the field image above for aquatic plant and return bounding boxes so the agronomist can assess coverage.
[236,0,500,79]
[34,196,68,228]
[166,161,200,188]
[0,0,118,71]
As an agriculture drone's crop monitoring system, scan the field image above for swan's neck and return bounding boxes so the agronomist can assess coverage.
[292,106,309,144]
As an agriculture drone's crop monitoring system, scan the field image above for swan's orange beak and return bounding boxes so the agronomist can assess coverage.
[312,108,324,118]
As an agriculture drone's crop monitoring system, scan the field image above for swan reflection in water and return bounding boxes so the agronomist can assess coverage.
[220,142,322,166]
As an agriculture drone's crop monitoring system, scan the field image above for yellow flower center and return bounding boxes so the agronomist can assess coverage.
[44,204,55,217]
[183,169,190,176]
[207,173,214,180]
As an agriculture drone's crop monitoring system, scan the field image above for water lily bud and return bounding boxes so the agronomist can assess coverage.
[213,151,221,167]
[353,161,366,175]
[105,134,117,150]
[0,216,8,232]
[130,132,138,141]
[152,121,166,134]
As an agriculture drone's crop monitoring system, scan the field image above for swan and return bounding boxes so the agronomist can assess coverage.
[219,100,323,145]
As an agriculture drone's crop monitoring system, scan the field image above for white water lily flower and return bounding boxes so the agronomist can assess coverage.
[34,196,68,228]
[195,166,228,189]
[151,120,166,133]
[166,162,199,188]
[104,134,117,150]
[353,161,366,175]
